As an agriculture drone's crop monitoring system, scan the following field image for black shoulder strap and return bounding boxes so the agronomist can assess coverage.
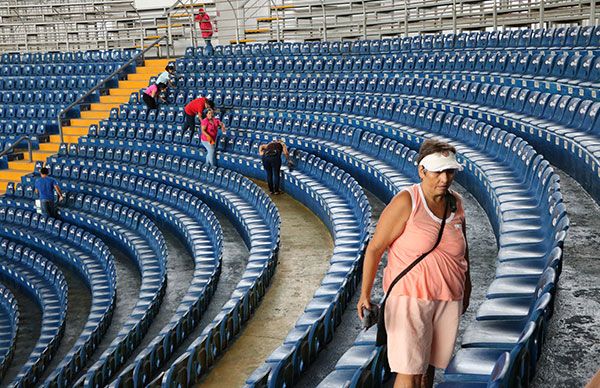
[381,192,452,305]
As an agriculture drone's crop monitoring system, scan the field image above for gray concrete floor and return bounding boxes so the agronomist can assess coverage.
[154,211,249,376]
[295,183,498,387]
[530,171,600,388]
[1,286,41,385]
[39,265,91,382]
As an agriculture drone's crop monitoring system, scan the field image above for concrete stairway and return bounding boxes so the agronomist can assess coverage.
[0,58,173,194]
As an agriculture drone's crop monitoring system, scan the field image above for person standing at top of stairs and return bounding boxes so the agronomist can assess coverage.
[195,8,214,53]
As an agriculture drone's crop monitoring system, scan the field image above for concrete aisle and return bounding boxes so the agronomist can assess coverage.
[198,181,334,387]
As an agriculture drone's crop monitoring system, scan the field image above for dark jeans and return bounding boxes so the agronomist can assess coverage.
[182,112,196,134]
[262,155,282,193]
[41,200,60,219]
[142,93,158,113]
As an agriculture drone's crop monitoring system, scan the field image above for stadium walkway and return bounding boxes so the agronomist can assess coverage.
[198,180,333,387]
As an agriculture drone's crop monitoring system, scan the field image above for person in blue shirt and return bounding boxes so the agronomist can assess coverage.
[34,167,63,219]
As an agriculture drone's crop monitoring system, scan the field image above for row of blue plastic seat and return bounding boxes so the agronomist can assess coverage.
[0,62,124,77]
[41,144,281,387]
[0,90,88,106]
[0,49,141,65]
[0,104,78,121]
[176,50,600,83]
[219,106,564,382]
[0,75,106,92]
[0,232,69,387]
[0,122,48,136]
[0,196,118,388]
[0,283,18,381]
[185,26,600,58]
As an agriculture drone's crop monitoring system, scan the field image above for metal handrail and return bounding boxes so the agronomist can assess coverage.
[56,35,168,144]
[0,136,33,163]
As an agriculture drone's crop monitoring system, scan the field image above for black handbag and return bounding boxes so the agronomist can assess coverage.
[362,193,455,347]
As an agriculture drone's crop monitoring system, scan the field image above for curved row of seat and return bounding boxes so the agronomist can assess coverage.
[0,104,78,121]
[0,75,107,92]
[0,49,141,65]
[0,63,125,78]
[176,50,600,86]
[21,162,224,388]
[0,90,89,106]
[0,236,69,387]
[185,26,600,59]
[0,284,18,381]
[0,199,118,388]
[36,142,281,388]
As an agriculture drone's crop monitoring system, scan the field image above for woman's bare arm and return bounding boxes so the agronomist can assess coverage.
[357,190,412,319]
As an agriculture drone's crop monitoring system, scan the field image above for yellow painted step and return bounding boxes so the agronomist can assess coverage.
[134,66,169,75]
[31,151,55,162]
[0,169,30,180]
[100,95,130,104]
[80,111,107,120]
[119,80,150,89]
[145,59,173,67]
[145,35,161,40]
[63,126,89,136]
[245,28,270,34]
[157,23,184,29]
[38,143,61,152]
[8,160,36,170]
[50,135,80,143]
[109,88,138,96]
[128,73,154,81]
[271,4,295,9]
[89,103,120,111]
[69,118,100,127]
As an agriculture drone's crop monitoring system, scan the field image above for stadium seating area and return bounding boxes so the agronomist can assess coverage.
[2,25,595,387]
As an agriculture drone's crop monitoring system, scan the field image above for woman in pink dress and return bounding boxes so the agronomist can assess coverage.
[357,139,472,388]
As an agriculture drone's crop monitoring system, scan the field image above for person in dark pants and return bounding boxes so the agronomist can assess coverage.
[182,97,215,135]
[142,82,167,113]
[34,167,64,219]
[259,139,291,195]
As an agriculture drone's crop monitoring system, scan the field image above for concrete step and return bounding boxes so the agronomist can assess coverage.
[38,143,61,152]
[100,95,130,104]
[79,111,107,120]
[62,126,89,136]
[69,118,99,127]
[50,135,80,143]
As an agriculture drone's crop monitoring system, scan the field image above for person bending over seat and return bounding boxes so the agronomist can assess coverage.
[142,82,167,113]
[183,96,214,135]
[258,139,290,195]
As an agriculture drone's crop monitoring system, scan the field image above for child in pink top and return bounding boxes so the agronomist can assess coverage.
[357,139,471,388]
[200,109,226,166]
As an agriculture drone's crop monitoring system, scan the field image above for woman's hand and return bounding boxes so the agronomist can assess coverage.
[357,293,372,321]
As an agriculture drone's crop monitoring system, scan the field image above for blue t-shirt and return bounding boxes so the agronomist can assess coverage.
[35,177,58,201]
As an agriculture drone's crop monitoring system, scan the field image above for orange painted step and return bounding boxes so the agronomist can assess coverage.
[100,95,130,104]
[63,126,90,136]
[31,151,55,162]
[39,143,61,152]
[50,135,80,143]
[128,73,154,81]
[0,169,30,180]
[80,111,107,120]
[119,80,150,89]
[69,118,100,127]
[89,103,120,111]
[8,161,36,170]
[0,179,12,193]
[109,88,139,96]
[145,59,173,67]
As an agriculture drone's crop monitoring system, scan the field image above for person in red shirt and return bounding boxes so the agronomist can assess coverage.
[200,108,226,166]
[195,8,214,49]
[182,97,214,135]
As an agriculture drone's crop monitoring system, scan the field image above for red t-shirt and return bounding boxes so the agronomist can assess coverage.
[184,97,207,116]
[201,117,221,142]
